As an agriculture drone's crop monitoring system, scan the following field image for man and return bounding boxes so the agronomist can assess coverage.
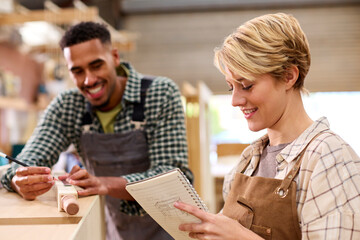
[1,21,193,240]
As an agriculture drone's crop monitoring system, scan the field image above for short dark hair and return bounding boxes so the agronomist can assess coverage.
[59,21,111,50]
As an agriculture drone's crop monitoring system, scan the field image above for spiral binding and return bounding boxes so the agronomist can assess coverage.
[176,169,209,212]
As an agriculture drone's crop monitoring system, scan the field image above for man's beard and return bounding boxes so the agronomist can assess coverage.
[92,96,111,110]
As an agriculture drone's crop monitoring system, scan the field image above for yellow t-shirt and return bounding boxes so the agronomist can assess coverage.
[95,103,122,133]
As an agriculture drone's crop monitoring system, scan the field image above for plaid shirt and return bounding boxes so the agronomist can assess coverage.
[1,62,193,216]
[223,117,360,239]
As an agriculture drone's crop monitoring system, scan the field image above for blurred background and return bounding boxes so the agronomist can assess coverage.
[0,0,359,212]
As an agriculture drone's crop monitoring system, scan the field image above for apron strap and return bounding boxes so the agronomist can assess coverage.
[275,131,329,198]
[80,102,95,132]
[241,156,253,174]
[131,76,155,129]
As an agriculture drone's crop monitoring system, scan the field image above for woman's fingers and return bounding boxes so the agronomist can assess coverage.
[174,201,209,221]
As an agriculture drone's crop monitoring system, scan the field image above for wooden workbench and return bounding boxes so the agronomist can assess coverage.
[0,182,105,240]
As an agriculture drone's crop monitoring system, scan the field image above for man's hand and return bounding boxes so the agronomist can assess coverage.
[58,165,108,196]
[11,166,54,200]
[58,165,134,200]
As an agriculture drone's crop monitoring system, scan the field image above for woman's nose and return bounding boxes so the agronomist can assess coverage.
[231,89,246,107]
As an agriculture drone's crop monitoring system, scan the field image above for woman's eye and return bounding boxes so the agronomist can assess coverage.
[242,84,253,90]
[226,83,233,91]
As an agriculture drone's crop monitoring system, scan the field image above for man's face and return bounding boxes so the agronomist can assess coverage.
[63,39,121,110]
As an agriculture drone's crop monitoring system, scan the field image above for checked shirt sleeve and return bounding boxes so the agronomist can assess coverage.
[300,134,360,239]
[1,93,75,191]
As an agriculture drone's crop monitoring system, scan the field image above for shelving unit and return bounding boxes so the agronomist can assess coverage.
[0,96,47,156]
[0,4,136,52]
[0,2,136,157]
[182,81,216,213]
[0,96,46,112]
[0,7,99,25]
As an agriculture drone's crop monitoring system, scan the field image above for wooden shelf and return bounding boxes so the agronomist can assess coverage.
[0,7,99,25]
[0,96,46,111]
[0,7,136,52]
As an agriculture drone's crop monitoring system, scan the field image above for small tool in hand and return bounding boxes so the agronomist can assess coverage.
[0,152,29,167]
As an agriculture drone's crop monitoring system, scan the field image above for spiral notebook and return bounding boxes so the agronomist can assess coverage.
[125,168,208,240]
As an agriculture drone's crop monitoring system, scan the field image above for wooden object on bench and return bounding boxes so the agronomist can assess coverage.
[55,180,79,215]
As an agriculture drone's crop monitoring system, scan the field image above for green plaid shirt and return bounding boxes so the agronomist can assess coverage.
[1,62,193,216]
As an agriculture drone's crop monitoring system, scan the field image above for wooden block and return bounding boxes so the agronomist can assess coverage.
[55,180,79,215]
[216,143,249,157]
[0,186,105,240]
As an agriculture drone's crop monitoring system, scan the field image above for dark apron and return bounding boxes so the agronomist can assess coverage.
[80,130,172,240]
[79,77,172,240]
[222,132,325,239]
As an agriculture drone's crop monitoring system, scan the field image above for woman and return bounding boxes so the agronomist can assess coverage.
[174,13,360,239]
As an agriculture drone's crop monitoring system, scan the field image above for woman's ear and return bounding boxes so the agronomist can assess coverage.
[284,65,299,90]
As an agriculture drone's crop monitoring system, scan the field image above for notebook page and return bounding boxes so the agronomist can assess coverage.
[126,169,206,240]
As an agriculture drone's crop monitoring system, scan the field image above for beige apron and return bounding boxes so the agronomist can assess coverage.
[223,132,325,239]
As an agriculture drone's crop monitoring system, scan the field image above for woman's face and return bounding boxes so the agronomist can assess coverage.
[225,70,289,132]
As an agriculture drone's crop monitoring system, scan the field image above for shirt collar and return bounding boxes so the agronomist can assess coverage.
[279,116,330,164]
[249,117,330,164]
[121,62,144,103]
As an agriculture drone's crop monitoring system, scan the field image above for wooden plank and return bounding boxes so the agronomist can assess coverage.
[113,40,136,52]
[183,82,216,212]
[197,82,215,212]
[72,196,106,240]
[0,186,105,240]
[0,217,81,225]
[217,143,249,157]
[0,7,99,25]
[185,95,201,196]
[27,38,136,55]
[0,96,41,111]
[0,225,77,240]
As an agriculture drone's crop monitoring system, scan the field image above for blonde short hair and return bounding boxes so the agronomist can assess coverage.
[214,13,310,91]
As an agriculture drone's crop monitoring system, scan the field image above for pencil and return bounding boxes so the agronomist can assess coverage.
[0,152,29,167]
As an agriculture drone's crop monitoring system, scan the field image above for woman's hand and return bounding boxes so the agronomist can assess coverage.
[174,201,263,240]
